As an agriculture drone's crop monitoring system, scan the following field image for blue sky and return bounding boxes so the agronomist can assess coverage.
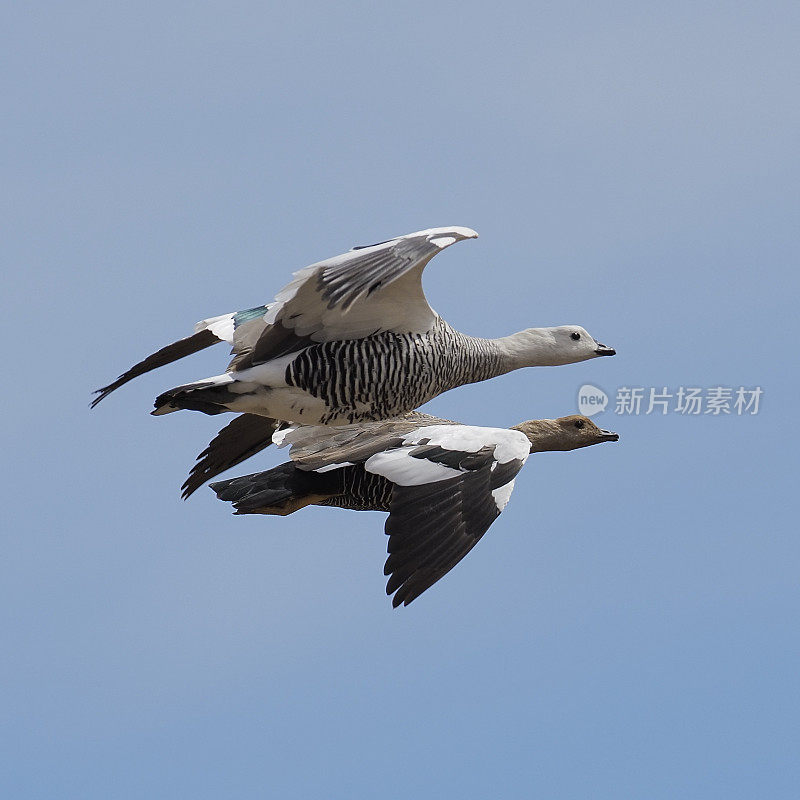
[3,2,798,797]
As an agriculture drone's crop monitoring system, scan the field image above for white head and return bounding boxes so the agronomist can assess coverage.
[499,325,616,369]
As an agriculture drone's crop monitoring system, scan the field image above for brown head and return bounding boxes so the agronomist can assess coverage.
[510,415,619,453]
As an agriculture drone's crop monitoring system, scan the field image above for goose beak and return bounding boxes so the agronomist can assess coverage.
[599,429,619,442]
[594,343,616,356]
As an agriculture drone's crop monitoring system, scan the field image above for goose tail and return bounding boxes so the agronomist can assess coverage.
[210,463,340,516]
[152,374,237,416]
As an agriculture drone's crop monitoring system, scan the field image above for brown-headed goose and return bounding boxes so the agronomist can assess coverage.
[211,412,618,607]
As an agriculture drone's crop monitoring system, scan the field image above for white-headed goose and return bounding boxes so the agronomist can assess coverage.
[92,227,614,430]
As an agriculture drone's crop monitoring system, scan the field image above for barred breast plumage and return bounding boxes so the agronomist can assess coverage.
[319,468,394,511]
[284,318,504,424]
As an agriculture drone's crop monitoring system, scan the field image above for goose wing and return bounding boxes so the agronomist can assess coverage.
[90,306,268,406]
[181,414,284,499]
[229,226,477,371]
[277,412,455,471]
[362,424,531,606]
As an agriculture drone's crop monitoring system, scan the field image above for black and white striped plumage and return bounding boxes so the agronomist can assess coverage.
[210,413,619,607]
[278,317,505,424]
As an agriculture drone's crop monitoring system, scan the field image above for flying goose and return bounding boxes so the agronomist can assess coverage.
[211,413,619,607]
[92,227,615,434]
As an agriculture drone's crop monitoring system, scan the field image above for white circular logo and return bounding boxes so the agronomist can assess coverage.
[577,384,608,416]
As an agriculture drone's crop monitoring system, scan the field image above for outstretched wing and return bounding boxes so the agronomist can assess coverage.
[384,469,499,607]
[181,413,284,499]
[90,306,268,406]
[362,424,531,606]
[91,329,220,407]
[231,226,478,371]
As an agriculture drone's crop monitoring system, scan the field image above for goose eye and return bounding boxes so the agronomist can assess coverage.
[571,332,581,341]
[574,420,585,429]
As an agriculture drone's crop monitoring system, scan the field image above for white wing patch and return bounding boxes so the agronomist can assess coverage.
[401,425,531,464]
[491,479,517,512]
[365,449,462,486]
[422,226,477,240]
[195,313,235,343]
[363,423,529,488]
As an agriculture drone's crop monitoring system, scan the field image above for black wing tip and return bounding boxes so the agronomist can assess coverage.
[181,460,214,499]
[178,415,281,499]
[90,329,225,410]
[89,384,117,408]
[180,484,197,501]
[182,471,206,497]
[387,579,403,608]
[389,588,416,608]
[387,577,418,608]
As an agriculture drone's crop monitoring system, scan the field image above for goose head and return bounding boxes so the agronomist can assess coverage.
[501,325,615,368]
[540,325,616,365]
[511,415,619,453]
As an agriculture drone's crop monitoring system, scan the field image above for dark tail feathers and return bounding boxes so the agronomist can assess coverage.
[152,380,233,416]
[210,462,342,516]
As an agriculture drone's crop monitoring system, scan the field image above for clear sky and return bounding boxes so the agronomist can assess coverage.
[3,2,798,797]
